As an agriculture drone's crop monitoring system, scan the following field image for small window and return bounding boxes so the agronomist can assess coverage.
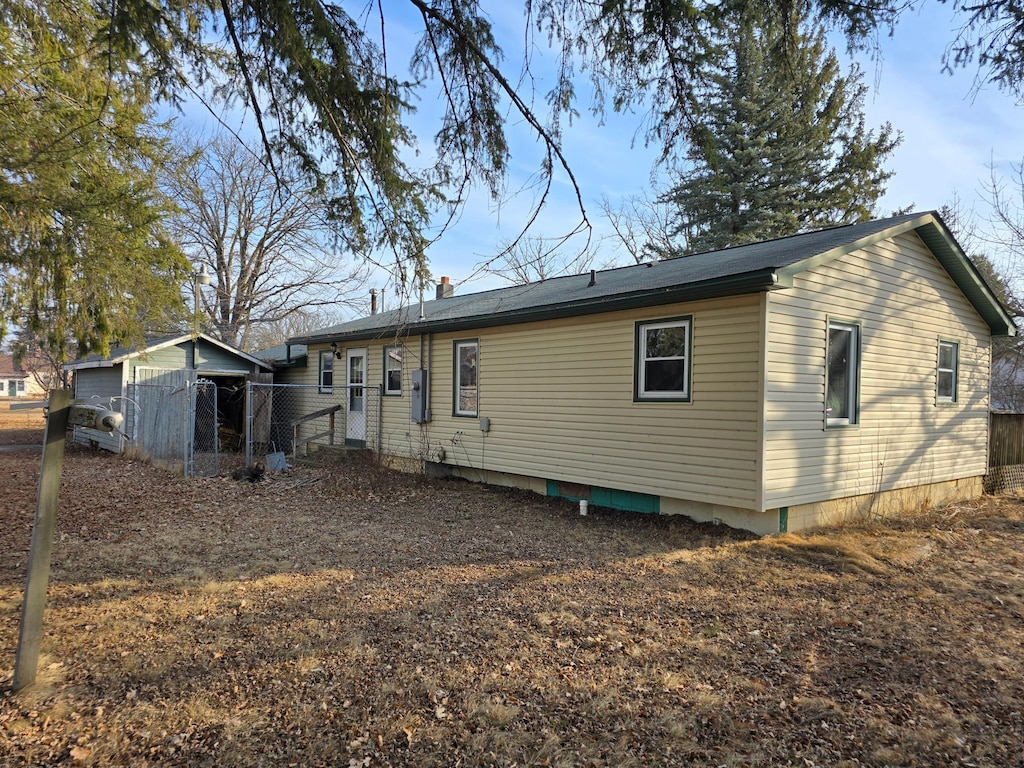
[319,349,334,394]
[454,340,478,416]
[937,340,959,403]
[826,321,860,427]
[636,317,692,400]
[384,345,403,396]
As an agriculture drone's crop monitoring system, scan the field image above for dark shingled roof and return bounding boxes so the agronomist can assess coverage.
[293,212,1016,343]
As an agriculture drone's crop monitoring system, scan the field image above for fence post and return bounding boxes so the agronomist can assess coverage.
[377,384,383,461]
[245,380,252,467]
[12,389,71,692]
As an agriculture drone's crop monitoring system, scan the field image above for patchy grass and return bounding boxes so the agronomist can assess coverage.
[0,399,45,445]
[1,442,1022,767]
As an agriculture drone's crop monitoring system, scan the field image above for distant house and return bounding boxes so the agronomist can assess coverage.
[0,354,46,398]
[283,212,1015,534]
[65,332,273,455]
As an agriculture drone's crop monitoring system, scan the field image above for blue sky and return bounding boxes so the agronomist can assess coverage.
[180,5,1023,307]
[393,5,1024,299]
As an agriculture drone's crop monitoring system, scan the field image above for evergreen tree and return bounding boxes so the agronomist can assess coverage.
[663,8,901,255]
[3,0,1022,316]
[0,2,188,359]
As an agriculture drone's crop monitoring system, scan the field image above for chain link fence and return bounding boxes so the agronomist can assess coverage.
[120,379,379,477]
[126,378,224,478]
[246,383,380,468]
[192,379,219,477]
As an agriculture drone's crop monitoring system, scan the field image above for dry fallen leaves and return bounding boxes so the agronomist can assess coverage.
[0,424,1023,766]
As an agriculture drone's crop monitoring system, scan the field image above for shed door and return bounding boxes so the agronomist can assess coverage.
[346,348,367,445]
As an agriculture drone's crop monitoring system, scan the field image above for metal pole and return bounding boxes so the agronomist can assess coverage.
[193,273,199,339]
[377,384,383,462]
[13,389,71,691]
[244,380,252,467]
[192,265,211,340]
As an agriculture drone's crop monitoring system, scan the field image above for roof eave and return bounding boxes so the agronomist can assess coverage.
[295,269,781,344]
[775,212,1017,337]
[65,332,276,371]
[914,218,1017,337]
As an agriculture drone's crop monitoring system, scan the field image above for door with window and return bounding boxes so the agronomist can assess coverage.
[346,348,367,445]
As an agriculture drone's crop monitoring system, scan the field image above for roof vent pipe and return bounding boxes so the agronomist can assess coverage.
[419,287,426,322]
[437,275,454,300]
[370,288,380,315]
[588,269,596,287]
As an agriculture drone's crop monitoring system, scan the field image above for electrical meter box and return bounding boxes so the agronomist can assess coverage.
[411,369,429,423]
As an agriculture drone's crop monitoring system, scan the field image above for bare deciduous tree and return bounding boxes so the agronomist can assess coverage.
[164,135,367,350]
[600,193,677,263]
[244,308,349,354]
[480,237,596,285]
[975,164,1024,409]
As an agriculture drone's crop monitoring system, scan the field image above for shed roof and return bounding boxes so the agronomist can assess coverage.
[293,212,1017,344]
[64,333,275,371]
[254,342,307,367]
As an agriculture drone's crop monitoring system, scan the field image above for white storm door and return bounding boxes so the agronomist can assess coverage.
[346,348,367,444]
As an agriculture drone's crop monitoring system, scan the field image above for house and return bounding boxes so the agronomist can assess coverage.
[65,332,274,458]
[286,212,1015,534]
[0,353,47,398]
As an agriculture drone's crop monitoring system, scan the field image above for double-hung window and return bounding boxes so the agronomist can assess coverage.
[635,316,692,401]
[319,349,334,394]
[826,321,860,427]
[384,345,403,396]
[454,340,478,416]
[937,340,959,403]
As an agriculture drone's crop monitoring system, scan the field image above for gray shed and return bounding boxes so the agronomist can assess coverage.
[65,333,274,469]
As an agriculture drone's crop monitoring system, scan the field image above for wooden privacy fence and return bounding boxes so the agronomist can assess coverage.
[989,412,1024,467]
[986,412,1024,494]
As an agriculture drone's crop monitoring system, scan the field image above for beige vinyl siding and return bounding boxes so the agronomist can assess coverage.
[375,338,422,458]
[373,296,764,508]
[763,231,991,510]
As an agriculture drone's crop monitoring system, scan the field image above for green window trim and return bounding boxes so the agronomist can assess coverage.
[825,319,861,429]
[634,315,693,402]
[318,349,335,394]
[937,339,959,404]
[453,338,479,417]
[383,344,403,396]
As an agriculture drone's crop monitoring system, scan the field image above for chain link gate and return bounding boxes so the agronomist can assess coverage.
[245,382,380,468]
[191,378,219,478]
[126,377,223,478]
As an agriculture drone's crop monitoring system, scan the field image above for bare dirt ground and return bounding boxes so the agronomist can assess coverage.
[1,402,1023,767]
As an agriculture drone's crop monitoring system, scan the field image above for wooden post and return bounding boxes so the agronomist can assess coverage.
[12,389,71,692]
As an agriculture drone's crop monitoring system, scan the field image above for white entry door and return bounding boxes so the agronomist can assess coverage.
[346,348,367,445]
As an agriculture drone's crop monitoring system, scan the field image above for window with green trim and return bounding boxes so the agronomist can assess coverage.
[826,321,859,427]
[318,350,334,394]
[384,345,403,396]
[454,340,478,416]
[636,317,691,400]
[937,340,959,403]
